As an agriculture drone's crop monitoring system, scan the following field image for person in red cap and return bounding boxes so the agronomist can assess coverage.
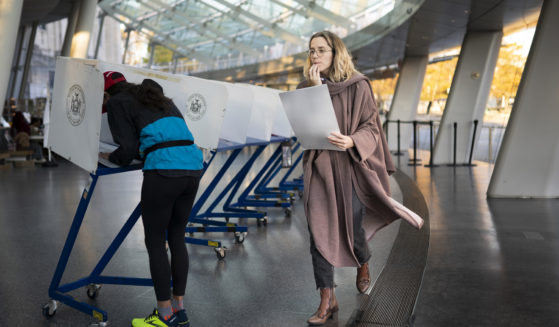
[102,71,127,113]
[101,71,203,327]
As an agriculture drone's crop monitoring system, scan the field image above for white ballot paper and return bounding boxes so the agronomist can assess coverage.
[279,85,342,151]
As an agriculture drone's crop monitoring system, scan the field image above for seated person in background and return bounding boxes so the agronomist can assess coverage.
[30,117,43,135]
[10,111,44,160]
[11,111,31,150]
[100,71,203,327]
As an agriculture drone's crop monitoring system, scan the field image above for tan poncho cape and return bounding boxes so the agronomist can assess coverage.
[299,74,424,267]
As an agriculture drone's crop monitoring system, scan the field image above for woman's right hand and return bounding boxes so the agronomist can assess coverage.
[309,64,321,86]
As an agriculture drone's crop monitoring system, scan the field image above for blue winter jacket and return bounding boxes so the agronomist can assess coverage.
[106,91,203,172]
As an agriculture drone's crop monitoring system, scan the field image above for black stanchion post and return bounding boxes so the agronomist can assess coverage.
[408,120,421,166]
[394,119,403,155]
[383,120,388,137]
[42,147,58,168]
[424,120,439,167]
[464,119,478,167]
[447,122,458,166]
[453,122,457,166]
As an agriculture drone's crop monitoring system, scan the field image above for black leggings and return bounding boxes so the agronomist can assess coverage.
[141,171,200,301]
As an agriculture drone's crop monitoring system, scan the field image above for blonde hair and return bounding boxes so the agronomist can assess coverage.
[303,31,358,83]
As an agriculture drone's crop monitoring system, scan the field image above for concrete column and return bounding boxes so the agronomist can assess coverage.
[172,54,179,74]
[488,0,559,198]
[148,42,156,69]
[61,0,81,57]
[432,31,502,164]
[18,21,38,101]
[386,56,428,152]
[122,28,131,64]
[7,25,25,100]
[0,0,24,111]
[93,13,106,59]
[70,0,97,58]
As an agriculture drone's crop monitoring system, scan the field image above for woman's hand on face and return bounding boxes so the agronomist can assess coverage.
[328,131,354,150]
[309,64,321,86]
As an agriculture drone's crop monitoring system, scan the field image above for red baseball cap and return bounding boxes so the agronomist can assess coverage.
[103,71,126,91]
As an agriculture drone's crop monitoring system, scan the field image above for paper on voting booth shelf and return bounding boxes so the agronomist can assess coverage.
[237,84,278,142]
[48,57,104,173]
[279,85,342,151]
[214,81,253,145]
[97,62,228,150]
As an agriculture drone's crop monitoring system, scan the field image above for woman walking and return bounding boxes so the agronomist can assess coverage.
[298,31,423,325]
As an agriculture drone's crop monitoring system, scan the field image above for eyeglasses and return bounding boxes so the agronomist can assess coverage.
[306,49,333,57]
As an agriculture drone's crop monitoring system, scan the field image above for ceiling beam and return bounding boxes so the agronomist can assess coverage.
[202,0,305,45]
[100,3,214,65]
[292,0,355,30]
[144,0,261,57]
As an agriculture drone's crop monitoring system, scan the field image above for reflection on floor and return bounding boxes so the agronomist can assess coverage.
[0,146,401,327]
[396,151,559,327]
[1,148,558,326]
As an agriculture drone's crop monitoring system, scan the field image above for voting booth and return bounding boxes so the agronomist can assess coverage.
[43,57,302,324]
[196,84,297,222]
[187,83,299,227]
[238,83,280,142]
[44,57,233,324]
[48,57,228,173]
[48,59,104,173]
[216,81,254,145]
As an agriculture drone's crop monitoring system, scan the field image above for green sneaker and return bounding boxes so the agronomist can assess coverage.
[131,309,178,327]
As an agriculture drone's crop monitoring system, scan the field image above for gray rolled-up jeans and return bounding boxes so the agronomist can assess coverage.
[309,186,371,289]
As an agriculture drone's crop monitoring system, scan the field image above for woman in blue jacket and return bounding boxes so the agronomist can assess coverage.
[101,71,202,327]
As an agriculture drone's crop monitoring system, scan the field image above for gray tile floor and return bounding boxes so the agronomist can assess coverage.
[2,147,558,326]
[0,145,400,327]
[396,151,559,327]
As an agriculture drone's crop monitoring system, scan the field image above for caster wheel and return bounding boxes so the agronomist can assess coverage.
[215,247,226,260]
[42,300,57,319]
[235,232,247,244]
[258,217,268,226]
[284,207,292,217]
[86,284,102,299]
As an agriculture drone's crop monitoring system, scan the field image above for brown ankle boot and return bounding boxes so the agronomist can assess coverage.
[356,263,371,294]
[307,288,337,325]
[330,288,339,313]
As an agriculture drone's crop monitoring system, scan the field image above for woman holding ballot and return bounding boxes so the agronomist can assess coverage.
[298,31,424,325]
[100,72,203,327]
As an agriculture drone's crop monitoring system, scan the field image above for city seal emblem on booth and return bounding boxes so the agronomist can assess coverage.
[185,93,207,121]
[66,84,86,126]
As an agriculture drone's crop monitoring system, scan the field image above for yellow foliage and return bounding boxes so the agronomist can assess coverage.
[490,43,526,108]
[420,57,458,101]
